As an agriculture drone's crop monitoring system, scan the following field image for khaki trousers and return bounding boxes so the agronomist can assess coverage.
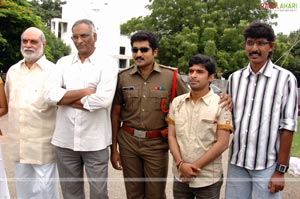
[118,129,169,199]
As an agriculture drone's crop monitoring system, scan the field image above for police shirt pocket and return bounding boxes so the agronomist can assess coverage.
[149,90,170,110]
[123,90,139,110]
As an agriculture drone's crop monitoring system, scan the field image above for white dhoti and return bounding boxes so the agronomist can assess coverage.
[14,162,59,199]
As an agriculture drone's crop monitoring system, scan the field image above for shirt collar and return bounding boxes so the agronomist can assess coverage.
[71,48,97,64]
[185,89,215,105]
[244,59,273,78]
[129,62,161,75]
[20,55,47,70]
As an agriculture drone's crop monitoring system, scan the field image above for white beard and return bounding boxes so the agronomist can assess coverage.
[21,44,44,63]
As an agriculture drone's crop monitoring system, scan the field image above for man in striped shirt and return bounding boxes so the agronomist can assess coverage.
[225,21,298,199]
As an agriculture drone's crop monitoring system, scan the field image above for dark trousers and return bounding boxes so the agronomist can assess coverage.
[173,178,223,199]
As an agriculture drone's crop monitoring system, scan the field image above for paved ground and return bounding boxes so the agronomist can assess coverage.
[1,116,299,198]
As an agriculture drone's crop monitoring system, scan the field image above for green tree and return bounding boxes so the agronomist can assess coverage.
[275,31,300,86]
[0,0,70,72]
[29,0,66,28]
[120,0,276,74]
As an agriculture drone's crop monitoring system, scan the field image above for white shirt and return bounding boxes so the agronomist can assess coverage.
[45,50,118,151]
[227,60,298,170]
[5,56,57,164]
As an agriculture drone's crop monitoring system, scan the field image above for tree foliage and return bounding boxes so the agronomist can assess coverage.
[0,0,70,72]
[120,0,300,82]
[29,0,66,28]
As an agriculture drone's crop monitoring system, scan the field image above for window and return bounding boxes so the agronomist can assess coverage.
[119,47,125,55]
[119,59,127,68]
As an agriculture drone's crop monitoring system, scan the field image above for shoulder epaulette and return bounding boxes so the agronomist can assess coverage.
[118,65,135,74]
[159,64,178,71]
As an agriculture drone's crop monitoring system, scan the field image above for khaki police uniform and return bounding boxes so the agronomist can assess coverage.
[113,62,189,199]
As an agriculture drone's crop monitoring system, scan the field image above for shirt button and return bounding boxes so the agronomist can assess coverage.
[143,95,146,98]
[142,109,145,112]
[144,82,147,85]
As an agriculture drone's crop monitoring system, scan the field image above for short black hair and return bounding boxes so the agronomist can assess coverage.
[243,21,275,42]
[188,54,216,76]
[130,31,159,50]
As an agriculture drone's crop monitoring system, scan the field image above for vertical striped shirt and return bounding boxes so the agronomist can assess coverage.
[227,60,298,170]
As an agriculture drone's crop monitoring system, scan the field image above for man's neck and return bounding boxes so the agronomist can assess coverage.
[190,87,210,103]
[138,63,154,78]
[250,59,269,73]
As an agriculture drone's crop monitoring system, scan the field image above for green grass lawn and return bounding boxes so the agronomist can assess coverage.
[291,117,300,157]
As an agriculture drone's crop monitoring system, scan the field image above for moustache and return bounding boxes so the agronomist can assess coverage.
[135,57,144,61]
[249,51,261,56]
[22,48,34,52]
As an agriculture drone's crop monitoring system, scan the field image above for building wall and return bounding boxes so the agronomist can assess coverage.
[51,0,133,68]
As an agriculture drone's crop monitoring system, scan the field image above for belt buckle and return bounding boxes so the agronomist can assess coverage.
[133,129,147,138]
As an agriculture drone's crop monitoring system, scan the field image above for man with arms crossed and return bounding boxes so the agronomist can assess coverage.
[45,19,118,199]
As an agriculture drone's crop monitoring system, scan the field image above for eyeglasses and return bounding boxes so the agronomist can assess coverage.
[71,33,93,41]
[245,40,271,47]
[131,47,150,53]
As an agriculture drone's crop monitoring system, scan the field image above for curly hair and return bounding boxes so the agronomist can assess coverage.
[243,21,275,42]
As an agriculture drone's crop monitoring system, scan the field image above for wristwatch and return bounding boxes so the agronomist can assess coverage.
[275,163,289,174]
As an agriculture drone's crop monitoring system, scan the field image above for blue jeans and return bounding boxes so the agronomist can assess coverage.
[225,163,280,199]
[173,178,223,199]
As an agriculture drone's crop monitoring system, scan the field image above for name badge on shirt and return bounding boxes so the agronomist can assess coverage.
[122,86,135,90]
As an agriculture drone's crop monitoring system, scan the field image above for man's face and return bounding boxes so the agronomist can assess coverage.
[244,37,274,68]
[131,41,158,69]
[188,64,214,92]
[71,23,97,58]
[21,30,45,63]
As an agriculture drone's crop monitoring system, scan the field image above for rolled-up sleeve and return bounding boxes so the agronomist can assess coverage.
[280,73,298,132]
[80,64,118,112]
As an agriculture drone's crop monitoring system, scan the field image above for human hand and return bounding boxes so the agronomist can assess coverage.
[110,149,122,170]
[83,88,96,96]
[219,93,232,111]
[179,162,200,182]
[268,172,285,193]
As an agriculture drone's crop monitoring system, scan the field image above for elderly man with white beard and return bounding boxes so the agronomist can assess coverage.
[4,27,58,198]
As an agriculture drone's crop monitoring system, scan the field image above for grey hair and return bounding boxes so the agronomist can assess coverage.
[21,27,46,43]
[72,19,96,33]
